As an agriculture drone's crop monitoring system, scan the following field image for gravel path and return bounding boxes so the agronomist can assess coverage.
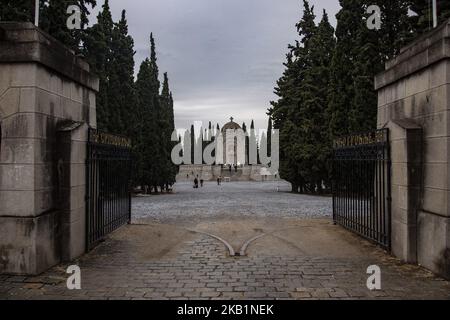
[132,181,332,224]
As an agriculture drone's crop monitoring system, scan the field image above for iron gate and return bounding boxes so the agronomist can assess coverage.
[332,129,391,249]
[86,128,133,251]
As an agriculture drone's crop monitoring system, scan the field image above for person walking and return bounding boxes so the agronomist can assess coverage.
[194,177,199,189]
[200,178,204,187]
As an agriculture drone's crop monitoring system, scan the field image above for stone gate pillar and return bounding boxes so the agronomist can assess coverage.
[375,19,450,279]
[0,23,98,275]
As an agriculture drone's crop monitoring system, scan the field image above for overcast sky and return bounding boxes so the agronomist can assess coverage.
[91,0,341,130]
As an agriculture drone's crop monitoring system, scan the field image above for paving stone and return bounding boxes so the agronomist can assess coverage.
[1,184,450,301]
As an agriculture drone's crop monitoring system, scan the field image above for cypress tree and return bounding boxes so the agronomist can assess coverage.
[135,58,154,189]
[249,120,257,165]
[208,122,213,142]
[83,0,114,131]
[327,0,363,140]
[329,0,413,137]
[41,0,96,52]
[190,124,196,165]
[0,1,35,22]
[160,72,177,187]
[0,0,96,53]
[134,34,163,192]
[296,9,335,192]
[267,118,272,159]
[269,0,317,193]
[148,33,164,191]
[269,49,302,191]
[108,10,137,136]
[242,122,248,164]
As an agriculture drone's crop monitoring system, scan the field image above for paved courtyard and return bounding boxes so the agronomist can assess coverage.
[132,181,331,225]
[0,182,449,300]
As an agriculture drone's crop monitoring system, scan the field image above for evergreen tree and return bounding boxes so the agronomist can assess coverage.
[108,10,137,136]
[0,1,96,52]
[83,0,114,131]
[269,49,302,191]
[133,34,165,192]
[41,0,96,52]
[410,0,450,34]
[269,0,317,193]
[0,0,35,22]
[160,73,177,186]
[328,0,413,138]
[190,124,196,165]
[327,0,363,140]
[294,9,335,192]
[242,122,248,164]
[135,58,155,189]
[141,33,165,191]
[249,120,257,165]
[270,0,416,192]
[267,118,272,159]
[208,122,213,142]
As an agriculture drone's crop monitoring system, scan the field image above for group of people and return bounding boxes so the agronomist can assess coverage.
[192,175,224,188]
[193,176,204,188]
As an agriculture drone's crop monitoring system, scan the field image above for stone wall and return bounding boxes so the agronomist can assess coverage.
[0,23,98,275]
[375,19,450,279]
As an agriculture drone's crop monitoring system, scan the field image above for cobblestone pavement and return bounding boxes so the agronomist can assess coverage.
[0,182,449,300]
[0,229,449,300]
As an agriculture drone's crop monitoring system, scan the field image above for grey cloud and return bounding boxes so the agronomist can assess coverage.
[92,0,340,130]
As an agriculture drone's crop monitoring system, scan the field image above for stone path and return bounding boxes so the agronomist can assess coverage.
[0,182,449,300]
[0,228,449,300]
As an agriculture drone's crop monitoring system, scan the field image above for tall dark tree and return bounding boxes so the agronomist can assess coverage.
[83,0,114,131]
[249,120,257,165]
[134,33,176,192]
[269,0,418,193]
[0,0,35,22]
[296,9,335,192]
[160,72,177,186]
[328,0,413,138]
[242,122,248,164]
[269,50,302,191]
[190,124,196,165]
[108,9,137,136]
[327,0,363,140]
[267,118,272,159]
[135,57,155,188]
[269,0,317,193]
